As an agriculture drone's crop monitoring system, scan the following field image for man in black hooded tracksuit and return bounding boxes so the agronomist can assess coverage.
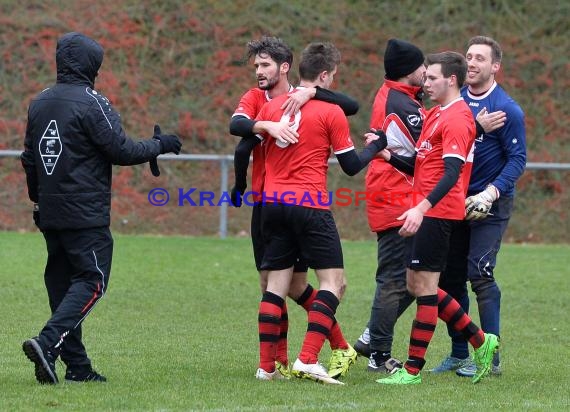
[20,32,181,384]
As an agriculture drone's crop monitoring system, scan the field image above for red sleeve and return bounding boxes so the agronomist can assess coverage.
[441,116,473,162]
[327,105,354,154]
[233,89,263,119]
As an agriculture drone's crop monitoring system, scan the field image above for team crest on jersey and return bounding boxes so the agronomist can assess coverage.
[39,120,62,175]
[416,139,432,157]
[407,114,421,127]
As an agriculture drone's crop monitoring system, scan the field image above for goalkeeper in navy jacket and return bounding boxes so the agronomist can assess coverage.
[436,36,526,377]
[20,32,181,384]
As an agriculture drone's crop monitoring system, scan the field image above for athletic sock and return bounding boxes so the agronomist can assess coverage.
[404,294,438,375]
[327,320,349,350]
[437,288,484,349]
[294,284,317,312]
[370,350,391,365]
[258,291,284,372]
[298,290,339,364]
[276,302,289,366]
[295,284,347,350]
[448,292,470,359]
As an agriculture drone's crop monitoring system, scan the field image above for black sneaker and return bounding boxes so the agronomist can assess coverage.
[22,337,59,384]
[368,352,403,373]
[385,357,404,373]
[65,368,107,383]
[353,339,371,358]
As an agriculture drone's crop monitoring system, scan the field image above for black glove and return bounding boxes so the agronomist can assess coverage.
[230,184,246,208]
[372,129,388,152]
[32,204,40,228]
[149,157,160,177]
[153,124,182,154]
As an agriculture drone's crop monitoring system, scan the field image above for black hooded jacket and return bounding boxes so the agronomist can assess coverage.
[21,32,161,230]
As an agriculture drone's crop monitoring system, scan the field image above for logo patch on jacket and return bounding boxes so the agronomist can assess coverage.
[407,114,421,127]
[39,120,62,175]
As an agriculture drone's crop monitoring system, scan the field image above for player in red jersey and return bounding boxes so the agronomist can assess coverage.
[229,37,360,381]
[255,42,387,384]
[375,51,499,385]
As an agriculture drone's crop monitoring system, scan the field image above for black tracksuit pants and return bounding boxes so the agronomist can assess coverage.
[38,226,112,368]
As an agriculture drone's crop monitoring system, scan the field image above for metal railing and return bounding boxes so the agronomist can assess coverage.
[2,150,569,238]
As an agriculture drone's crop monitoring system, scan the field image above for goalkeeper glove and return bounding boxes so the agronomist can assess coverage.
[465,184,500,220]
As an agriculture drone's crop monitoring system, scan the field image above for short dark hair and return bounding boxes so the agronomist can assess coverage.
[246,36,293,67]
[298,42,341,81]
[467,36,503,63]
[425,51,467,87]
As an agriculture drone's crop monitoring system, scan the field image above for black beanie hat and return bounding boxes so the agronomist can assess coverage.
[384,38,424,80]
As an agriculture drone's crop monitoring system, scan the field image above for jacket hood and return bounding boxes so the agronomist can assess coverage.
[56,32,104,87]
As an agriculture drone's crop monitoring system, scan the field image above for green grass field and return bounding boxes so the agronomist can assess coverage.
[1,232,568,411]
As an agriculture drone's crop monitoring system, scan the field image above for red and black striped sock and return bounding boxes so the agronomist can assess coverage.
[276,302,289,366]
[258,291,284,372]
[298,290,339,364]
[437,288,484,348]
[327,320,349,350]
[295,285,347,350]
[404,294,438,375]
[295,284,317,312]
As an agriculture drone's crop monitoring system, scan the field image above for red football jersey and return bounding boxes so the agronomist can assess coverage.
[256,88,354,210]
[412,97,476,219]
[231,86,293,202]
